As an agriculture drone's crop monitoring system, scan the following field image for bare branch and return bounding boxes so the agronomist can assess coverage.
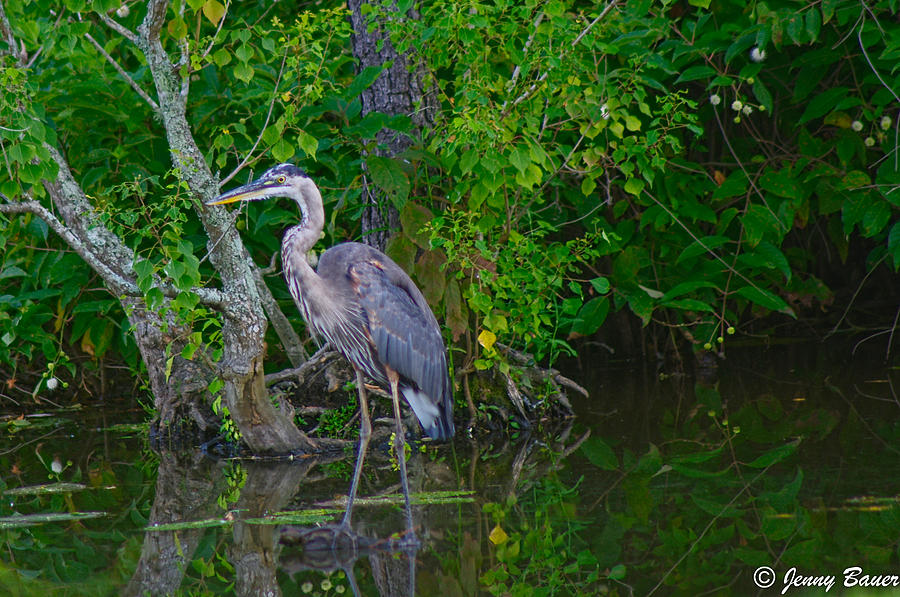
[140,0,170,47]
[0,199,139,295]
[84,31,160,113]
[0,197,229,308]
[97,11,137,44]
[252,261,308,366]
[504,1,617,114]
[0,1,23,65]
[506,11,544,95]
[196,0,230,64]
[176,0,190,103]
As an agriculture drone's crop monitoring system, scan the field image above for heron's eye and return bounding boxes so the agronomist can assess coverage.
[277,175,286,184]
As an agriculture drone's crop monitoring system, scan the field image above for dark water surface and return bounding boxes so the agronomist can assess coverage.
[2,341,900,596]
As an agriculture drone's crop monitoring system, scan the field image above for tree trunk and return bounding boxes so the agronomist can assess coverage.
[1,1,312,454]
[123,451,223,597]
[133,0,312,453]
[348,0,437,251]
[42,147,216,430]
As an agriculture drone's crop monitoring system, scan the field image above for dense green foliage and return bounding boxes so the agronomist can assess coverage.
[1,0,898,395]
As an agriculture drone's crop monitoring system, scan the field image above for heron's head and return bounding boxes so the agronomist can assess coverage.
[206,163,315,208]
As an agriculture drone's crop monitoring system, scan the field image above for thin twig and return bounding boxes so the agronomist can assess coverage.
[503,1,617,115]
[857,10,900,171]
[0,198,228,308]
[0,200,138,294]
[826,253,888,338]
[505,11,544,95]
[84,31,160,113]
[886,302,899,362]
[0,1,23,65]
[712,106,785,231]
[220,48,289,188]
[196,0,230,64]
[646,447,797,596]
[641,188,770,294]
[554,373,589,398]
[97,11,137,44]
[177,0,190,102]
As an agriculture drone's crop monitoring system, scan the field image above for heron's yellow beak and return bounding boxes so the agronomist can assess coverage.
[206,179,279,206]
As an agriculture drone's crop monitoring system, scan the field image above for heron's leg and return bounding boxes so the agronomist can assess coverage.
[342,368,371,528]
[386,367,416,542]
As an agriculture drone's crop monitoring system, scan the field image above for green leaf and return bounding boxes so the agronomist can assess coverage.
[725,34,757,64]
[888,222,900,269]
[675,65,715,83]
[296,130,318,159]
[234,62,254,83]
[862,201,891,237]
[626,291,654,326]
[508,146,530,174]
[514,163,542,189]
[752,79,773,114]
[670,444,725,465]
[167,17,188,39]
[638,284,663,299]
[624,178,644,196]
[752,241,792,281]
[675,235,730,265]
[662,298,715,312]
[662,280,719,301]
[786,13,804,44]
[745,439,800,469]
[805,7,822,41]
[0,266,27,280]
[589,277,610,294]
[624,114,641,131]
[581,176,597,196]
[760,168,802,201]
[670,462,731,478]
[713,171,748,200]
[385,233,416,273]
[134,259,155,294]
[346,65,383,99]
[798,87,847,124]
[201,0,225,26]
[741,204,782,247]
[444,279,467,341]
[581,437,618,470]
[367,156,410,207]
[399,202,433,249]
[271,138,294,163]
[414,250,446,306]
[572,296,609,335]
[459,149,478,175]
[736,285,794,317]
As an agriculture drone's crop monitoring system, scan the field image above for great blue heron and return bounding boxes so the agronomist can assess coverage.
[207,163,455,538]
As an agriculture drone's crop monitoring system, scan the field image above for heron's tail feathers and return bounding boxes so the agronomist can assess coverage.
[401,386,455,441]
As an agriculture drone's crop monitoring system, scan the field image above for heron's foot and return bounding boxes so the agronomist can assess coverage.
[390,526,420,551]
[330,520,358,552]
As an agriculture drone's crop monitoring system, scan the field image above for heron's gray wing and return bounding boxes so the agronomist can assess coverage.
[348,259,448,408]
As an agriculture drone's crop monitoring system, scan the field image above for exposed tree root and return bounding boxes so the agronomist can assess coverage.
[270,342,586,436]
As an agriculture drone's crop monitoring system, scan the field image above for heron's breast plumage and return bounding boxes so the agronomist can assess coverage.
[282,236,454,440]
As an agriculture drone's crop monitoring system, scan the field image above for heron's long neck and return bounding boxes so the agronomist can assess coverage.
[281,189,326,302]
